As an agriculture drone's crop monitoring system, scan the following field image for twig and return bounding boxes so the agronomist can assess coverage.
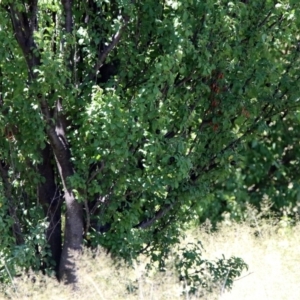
[4,262,18,295]
[86,275,106,300]
[87,161,105,185]
[220,268,230,296]
[234,272,254,281]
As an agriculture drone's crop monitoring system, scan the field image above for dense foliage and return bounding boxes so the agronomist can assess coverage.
[0,0,299,285]
[203,109,300,225]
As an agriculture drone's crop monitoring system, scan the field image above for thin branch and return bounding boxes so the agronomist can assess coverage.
[268,13,284,30]
[90,182,115,217]
[87,161,105,185]
[94,17,129,74]
[234,272,254,281]
[174,71,196,88]
[257,10,272,28]
[135,203,174,229]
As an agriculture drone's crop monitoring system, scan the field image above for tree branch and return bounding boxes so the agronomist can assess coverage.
[6,4,40,79]
[258,10,272,28]
[94,17,129,74]
[135,203,174,229]
[28,0,38,32]
[61,0,73,33]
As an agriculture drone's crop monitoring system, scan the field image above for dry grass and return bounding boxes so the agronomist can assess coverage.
[1,220,300,300]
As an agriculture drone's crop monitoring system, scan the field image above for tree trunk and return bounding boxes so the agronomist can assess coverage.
[43,101,84,284]
[58,191,83,284]
[38,144,62,276]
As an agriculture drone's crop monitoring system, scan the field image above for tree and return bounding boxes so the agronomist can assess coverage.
[0,0,299,285]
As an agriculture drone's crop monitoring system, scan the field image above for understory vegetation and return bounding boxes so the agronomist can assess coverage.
[1,214,299,300]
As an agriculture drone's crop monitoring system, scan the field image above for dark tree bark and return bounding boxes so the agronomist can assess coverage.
[38,144,62,276]
[46,99,84,284]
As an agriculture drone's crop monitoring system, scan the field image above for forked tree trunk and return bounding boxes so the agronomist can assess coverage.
[43,102,84,284]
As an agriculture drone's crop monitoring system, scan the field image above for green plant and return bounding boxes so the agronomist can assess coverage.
[175,242,248,295]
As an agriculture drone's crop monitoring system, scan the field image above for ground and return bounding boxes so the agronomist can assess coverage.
[2,219,300,300]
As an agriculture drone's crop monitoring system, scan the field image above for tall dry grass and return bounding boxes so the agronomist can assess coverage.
[1,219,300,300]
